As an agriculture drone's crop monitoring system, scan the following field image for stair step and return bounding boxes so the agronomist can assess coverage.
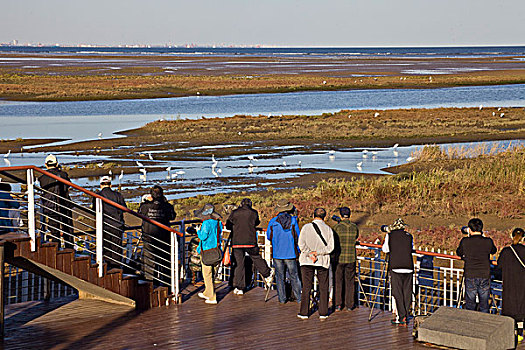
[72,256,90,280]
[56,248,75,274]
[41,242,59,269]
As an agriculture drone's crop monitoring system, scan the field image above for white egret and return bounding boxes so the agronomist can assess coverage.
[282,161,287,167]
[4,158,11,166]
[166,167,172,179]
[109,170,113,176]
[328,150,335,155]
[136,161,144,168]
[298,161,302,167]
[98,132,102,139]
[393,143,399,148]
[479,105,483,110]
[406,156,415,162]
[148,152,154,161]
[97,162,104,168]
[4,150,10,158]
[374,112,380,118]
[500,113,505,118]
[492,112,496,116]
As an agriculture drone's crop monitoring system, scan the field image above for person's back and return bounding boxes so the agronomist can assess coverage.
[139,196,175,238]
[268,212,299,259]
[96,186,126,225]
[39,167,71,212]
[333,219,358,264]
[456,234,497,278]
[388,229,414,271]
[227,201,260,246]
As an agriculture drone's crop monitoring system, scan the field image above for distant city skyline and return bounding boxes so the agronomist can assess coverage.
[1,0,524,47]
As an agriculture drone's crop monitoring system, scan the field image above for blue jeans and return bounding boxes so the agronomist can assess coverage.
[465,277,490,313]
[273,258,302,303]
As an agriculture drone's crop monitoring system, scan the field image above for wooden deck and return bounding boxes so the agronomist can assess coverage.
[2,283,523,349]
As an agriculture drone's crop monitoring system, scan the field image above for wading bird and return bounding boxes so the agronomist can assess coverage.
[166,167,172,179]
[98,133,102,139]
[4,150,10,158]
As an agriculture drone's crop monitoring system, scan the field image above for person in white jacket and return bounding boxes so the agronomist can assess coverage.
[297,208,334,320]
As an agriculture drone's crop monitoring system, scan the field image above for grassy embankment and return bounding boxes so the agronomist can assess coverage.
[168,145,524,253]
[1,69,525,101]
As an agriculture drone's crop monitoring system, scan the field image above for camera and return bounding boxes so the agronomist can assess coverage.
[461,226,469,236]
[331,215,341,223]
[380,225,391,233]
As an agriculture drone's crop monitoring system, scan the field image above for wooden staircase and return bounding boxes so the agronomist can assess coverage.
[1,233,171,309]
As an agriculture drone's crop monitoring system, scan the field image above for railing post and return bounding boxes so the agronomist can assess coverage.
[171,231,179,300]
[179,220,186,281]
[95,198,103,277]
[26,169,36,252]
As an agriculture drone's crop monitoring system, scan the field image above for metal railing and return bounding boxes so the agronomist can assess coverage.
[0,165,184,300]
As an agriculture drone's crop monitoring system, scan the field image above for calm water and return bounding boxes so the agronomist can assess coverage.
[2,45,525,58]
[1,84,524,141]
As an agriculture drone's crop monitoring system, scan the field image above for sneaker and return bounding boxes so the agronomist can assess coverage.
[334,306,342,312]
[319,315,328,321]
[517,334,523,343]
[205,299,217,304]
[197,292,209,300]
[233,288,244,295]
[391,318,406,325]
[297,314,308,320]
[264,268,275,288]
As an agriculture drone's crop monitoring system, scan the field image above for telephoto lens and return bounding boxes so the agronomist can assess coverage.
[461,226,469,236]
[380,225,391,233]
[331,215,341,223]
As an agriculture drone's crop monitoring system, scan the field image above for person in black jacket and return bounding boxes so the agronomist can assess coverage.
[93,176,127,270]
[138,185,176,285]
[382,218,414,325]
[497,228,524,345]
[226,198,274,295]
[456,218,497,313]
[38,155,74,248]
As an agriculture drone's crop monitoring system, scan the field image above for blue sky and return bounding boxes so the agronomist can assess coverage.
[2,0,524,46]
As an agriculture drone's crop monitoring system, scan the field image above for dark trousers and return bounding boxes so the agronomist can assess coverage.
[465,277,490,313]
[43,209,74,248]
[232,247,270,289]
[391,271,413,321]
[299,265,329,317]
[143,233,170,285]
[103,223,124,270]
[334,262,356,309]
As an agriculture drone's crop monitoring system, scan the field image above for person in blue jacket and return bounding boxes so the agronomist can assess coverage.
[194,203,223,305]
[0,182,20,233]
[266,199,301,304]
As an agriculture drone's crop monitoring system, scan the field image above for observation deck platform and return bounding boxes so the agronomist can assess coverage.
[0,283,450,350]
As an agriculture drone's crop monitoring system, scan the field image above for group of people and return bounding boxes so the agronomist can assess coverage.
[194,198,524,343]
[193,198,360,322]
[37,155,176,283]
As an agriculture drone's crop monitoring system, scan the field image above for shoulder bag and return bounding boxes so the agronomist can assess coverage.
[201,222,223,266]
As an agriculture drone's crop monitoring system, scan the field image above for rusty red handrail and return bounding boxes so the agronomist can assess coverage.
[358,242,461,260]
[0,165,183,237]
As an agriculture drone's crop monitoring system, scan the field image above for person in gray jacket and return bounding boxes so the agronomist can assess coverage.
[297,208,334,320]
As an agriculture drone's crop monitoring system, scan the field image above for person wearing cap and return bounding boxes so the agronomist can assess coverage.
[297,208,334,320]
[266,199,301,304]
[382,218,414,325]
[138,185,176,284]
[332,206,359,312]
[38,154,74,248]
[456,218,497,313]
[497,228,525,345]
[226,198,274,295]
[93,175,127,270]
[195,203,223,304]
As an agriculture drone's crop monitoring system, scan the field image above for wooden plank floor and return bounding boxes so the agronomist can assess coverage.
[2,284,523,349]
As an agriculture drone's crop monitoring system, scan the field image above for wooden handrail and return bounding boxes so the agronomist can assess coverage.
[0,165,183,237]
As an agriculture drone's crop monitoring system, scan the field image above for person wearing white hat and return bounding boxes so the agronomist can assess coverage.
[38,154,74,248]
[93,175,127,270]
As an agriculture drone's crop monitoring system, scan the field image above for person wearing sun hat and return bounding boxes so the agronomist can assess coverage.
[38,154,74,248]
[194,203,223,304]
[93,175,127,270]
[266,199,301,304]
[382,217,414,325]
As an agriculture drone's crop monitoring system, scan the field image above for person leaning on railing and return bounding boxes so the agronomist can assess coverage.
[194,203,223,305]
[138,185,176,285]
[0,182,20,233]
[38,155,74,248]
[93,176,127,270]
[497,228,525,345]
[456,218,497,314]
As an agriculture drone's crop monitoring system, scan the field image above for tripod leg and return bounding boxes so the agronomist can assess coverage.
[368,263,387,321]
